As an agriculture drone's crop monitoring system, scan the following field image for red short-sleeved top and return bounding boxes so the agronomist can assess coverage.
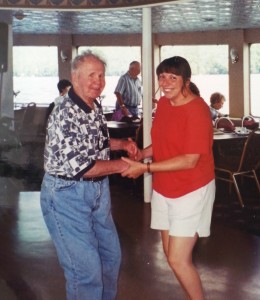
[151,96,215,198]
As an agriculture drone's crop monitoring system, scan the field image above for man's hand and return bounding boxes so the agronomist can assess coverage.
[121,106,131,117]
[132,148,143,161]
[123,138,144,161]
[123,138,139,160]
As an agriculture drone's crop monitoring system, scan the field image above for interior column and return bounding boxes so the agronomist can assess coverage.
[142,7,153,203]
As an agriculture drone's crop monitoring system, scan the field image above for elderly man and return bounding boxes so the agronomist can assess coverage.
[40,51,137,300]
[114,60,142,118]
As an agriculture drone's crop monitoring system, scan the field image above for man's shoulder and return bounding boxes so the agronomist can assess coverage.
[119,72,129,80]
[54,95,64,105]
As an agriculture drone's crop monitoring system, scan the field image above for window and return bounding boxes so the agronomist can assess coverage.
[161,45,229,115]
[13,46,58,108]
[250,43,260,117]
[78,46,141,109]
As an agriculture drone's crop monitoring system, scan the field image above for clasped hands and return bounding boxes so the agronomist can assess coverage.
[122,139,146,179]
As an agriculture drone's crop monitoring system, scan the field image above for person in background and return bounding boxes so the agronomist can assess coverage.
[121,56,215,300]
[46,79,72,122]
[54,79,72,106]
[40,51,138,300]
[114,61,142,119]
[209,92,226,121]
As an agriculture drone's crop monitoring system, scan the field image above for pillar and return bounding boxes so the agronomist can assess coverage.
[142,7,153,203]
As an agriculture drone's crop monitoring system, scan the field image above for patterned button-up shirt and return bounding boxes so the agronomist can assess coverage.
[44,87,110,179]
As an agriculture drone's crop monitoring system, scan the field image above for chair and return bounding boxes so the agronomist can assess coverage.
[21,102,36,130]
[215,116,235,132]
[215,129,260,207]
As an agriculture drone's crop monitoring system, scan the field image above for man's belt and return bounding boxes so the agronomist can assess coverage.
[49,174,106,182]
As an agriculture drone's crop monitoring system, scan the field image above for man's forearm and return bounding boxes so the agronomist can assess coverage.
[115,92,125,107]
[83,159,128,177]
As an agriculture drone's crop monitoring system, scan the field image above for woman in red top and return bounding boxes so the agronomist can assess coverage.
[122,56,215,300]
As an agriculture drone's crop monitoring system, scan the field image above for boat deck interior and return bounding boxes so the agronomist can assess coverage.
[0,134,260,300]
[1,1,260,298]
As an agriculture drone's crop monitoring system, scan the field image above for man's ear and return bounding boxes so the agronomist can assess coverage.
[71,72,77,87]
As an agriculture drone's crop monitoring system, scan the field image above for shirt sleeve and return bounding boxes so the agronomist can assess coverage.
[183,100,213,154]
[114,76,126,95]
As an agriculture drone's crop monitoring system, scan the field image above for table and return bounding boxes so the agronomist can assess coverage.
[213,131,248,166]
[213,131,249,141]
[107,121,141,139]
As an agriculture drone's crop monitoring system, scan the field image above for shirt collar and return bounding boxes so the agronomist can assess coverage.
[68,86,102,113]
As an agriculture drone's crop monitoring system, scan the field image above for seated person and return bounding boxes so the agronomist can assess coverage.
[209,92,226,121]
[54,79,72,106]
[46,79,72,121]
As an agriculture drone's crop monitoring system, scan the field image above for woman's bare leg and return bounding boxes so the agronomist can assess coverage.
[161,231,204,300]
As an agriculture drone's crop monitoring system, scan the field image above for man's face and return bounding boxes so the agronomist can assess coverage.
[72,57,106,102]
[130,63,141,78]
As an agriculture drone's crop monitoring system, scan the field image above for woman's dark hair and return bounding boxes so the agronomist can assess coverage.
[156,56,191,81]
[189,82,200,96]
[156,56,192,94]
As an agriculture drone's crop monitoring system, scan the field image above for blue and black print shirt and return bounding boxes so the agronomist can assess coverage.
[44,87,110,179]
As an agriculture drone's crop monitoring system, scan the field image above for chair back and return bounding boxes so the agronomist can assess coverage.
[242,115,259,130]
[215,117,235,132]
[21,102,36,131]
[238,129,260,172]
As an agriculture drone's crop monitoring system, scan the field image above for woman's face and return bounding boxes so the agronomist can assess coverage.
[158,72,185,100]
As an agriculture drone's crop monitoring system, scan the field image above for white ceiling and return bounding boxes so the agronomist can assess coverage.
[3,0,260,35]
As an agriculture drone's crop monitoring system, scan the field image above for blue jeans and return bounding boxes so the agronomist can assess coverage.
[40,173,121,300]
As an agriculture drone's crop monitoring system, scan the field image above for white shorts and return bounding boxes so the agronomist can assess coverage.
[151,180,215,237]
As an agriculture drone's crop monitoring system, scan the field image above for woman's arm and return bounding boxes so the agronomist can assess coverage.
[139,144,153,161]
[121,153,200,179]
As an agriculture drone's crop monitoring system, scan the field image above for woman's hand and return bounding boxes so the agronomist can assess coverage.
[120,157,147,178]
